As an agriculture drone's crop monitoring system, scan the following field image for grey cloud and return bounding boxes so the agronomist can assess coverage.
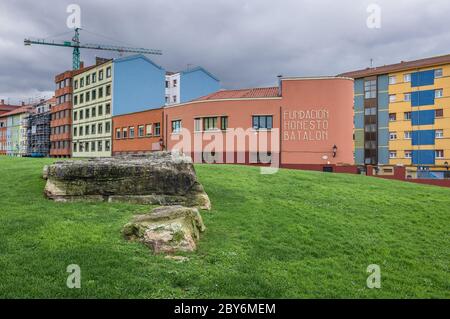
[1,0,450,103]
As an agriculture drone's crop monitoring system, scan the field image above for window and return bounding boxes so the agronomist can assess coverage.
[105,140,110,151]
[98,87,103,99]
[105,121,111,133]
[92,89,96,100]
[389,151,397,159]
[85,125,90,135]
[98,141,102,152]
[85,108,90,119]
[146,124,152,136]
[404,131,412,139]
[435,109,444,117]
[165,96,169,104]
[404,112,412,120]
[154,123,160,136]
[73,142,77,152]
[403,73,411,82]
[389,94,396,103]
[91,124,96,135]
[91,141,95,152]
[91,107,96,117]
[79,109,84,120]
[436,129,444,139]
[73,127,77,137]
[86,92,90,102]
[405,150,412,159]
[252,115,273,129]
[389,113,396,122]
[106,67,111,78]
[80,93,84,104]
[435,89,443,98]
[129,126,135,138]
[172,95,177,103]
[173,79,177,87]
[98,122,103,134]
[74,95,78,105]
[74,111,78,121]
[106,85,111,96]
[79,126,83,136]
[74,80,78,89]
[435,150,444,159]
[122,127,128,138]
[435,68,443,78]
[388,76,396,85]
[221,117,228,131]
[105,103,111,114]
[80,78,84,87]
[138,125,144,137]
[389,132,397,140]
[116,128,121,139]
[99,70,104,80]
[172,120,182,133]
[98,104,103,115]
[364,80,377,99]
[404,93,411,102]
[194,118,201,132]
[165,81,169,88]
[203,117,217,131]
[92,73,96,83]
[364,107,376,115]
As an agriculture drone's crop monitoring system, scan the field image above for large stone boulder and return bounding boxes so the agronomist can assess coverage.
[123,205,206,253]
[43,152,210,209]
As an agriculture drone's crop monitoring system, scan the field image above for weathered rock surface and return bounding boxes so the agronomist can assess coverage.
[123,205,206,253]
[43,152,210,209]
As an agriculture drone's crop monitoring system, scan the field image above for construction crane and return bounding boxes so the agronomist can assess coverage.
[24,28,162,70]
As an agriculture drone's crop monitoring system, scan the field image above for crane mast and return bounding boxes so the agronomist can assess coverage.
[24,28,162,70]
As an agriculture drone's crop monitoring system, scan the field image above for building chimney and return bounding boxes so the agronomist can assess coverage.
[80,61,84,69]
[277,75,283,96]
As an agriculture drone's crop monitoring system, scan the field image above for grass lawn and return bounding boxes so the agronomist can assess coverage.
[0,156,449,298]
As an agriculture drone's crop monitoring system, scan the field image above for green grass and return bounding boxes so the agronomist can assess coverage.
[0,156,449,298]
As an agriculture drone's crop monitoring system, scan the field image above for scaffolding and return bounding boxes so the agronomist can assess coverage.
[25,111,51,157]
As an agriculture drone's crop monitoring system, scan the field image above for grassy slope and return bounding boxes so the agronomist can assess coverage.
[0,156,449,298]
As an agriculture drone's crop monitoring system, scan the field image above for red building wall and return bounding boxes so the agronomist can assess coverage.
[112,108,164,155]
[163,77,354,166]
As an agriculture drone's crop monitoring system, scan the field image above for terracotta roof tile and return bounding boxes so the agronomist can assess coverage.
[194,87,279,101]
[0,105,33,117]
[339,53,450,78]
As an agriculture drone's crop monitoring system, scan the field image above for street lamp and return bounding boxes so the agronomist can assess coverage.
[332,145,338,158]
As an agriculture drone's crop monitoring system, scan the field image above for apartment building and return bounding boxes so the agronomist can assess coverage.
[72,54,220,157]
[165,67,220,105]
[50,62,94,158]
[26,98,55,157]
[3,105,33,156]
[72,59,115,157]
[0,100,21,154]
[340,54,450,177]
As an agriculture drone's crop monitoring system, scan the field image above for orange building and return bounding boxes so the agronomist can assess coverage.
[163,77,354,171]
[50,63,95,158]
[112,108,164,155]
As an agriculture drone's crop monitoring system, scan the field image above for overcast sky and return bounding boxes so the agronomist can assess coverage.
[1,0,450,103]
